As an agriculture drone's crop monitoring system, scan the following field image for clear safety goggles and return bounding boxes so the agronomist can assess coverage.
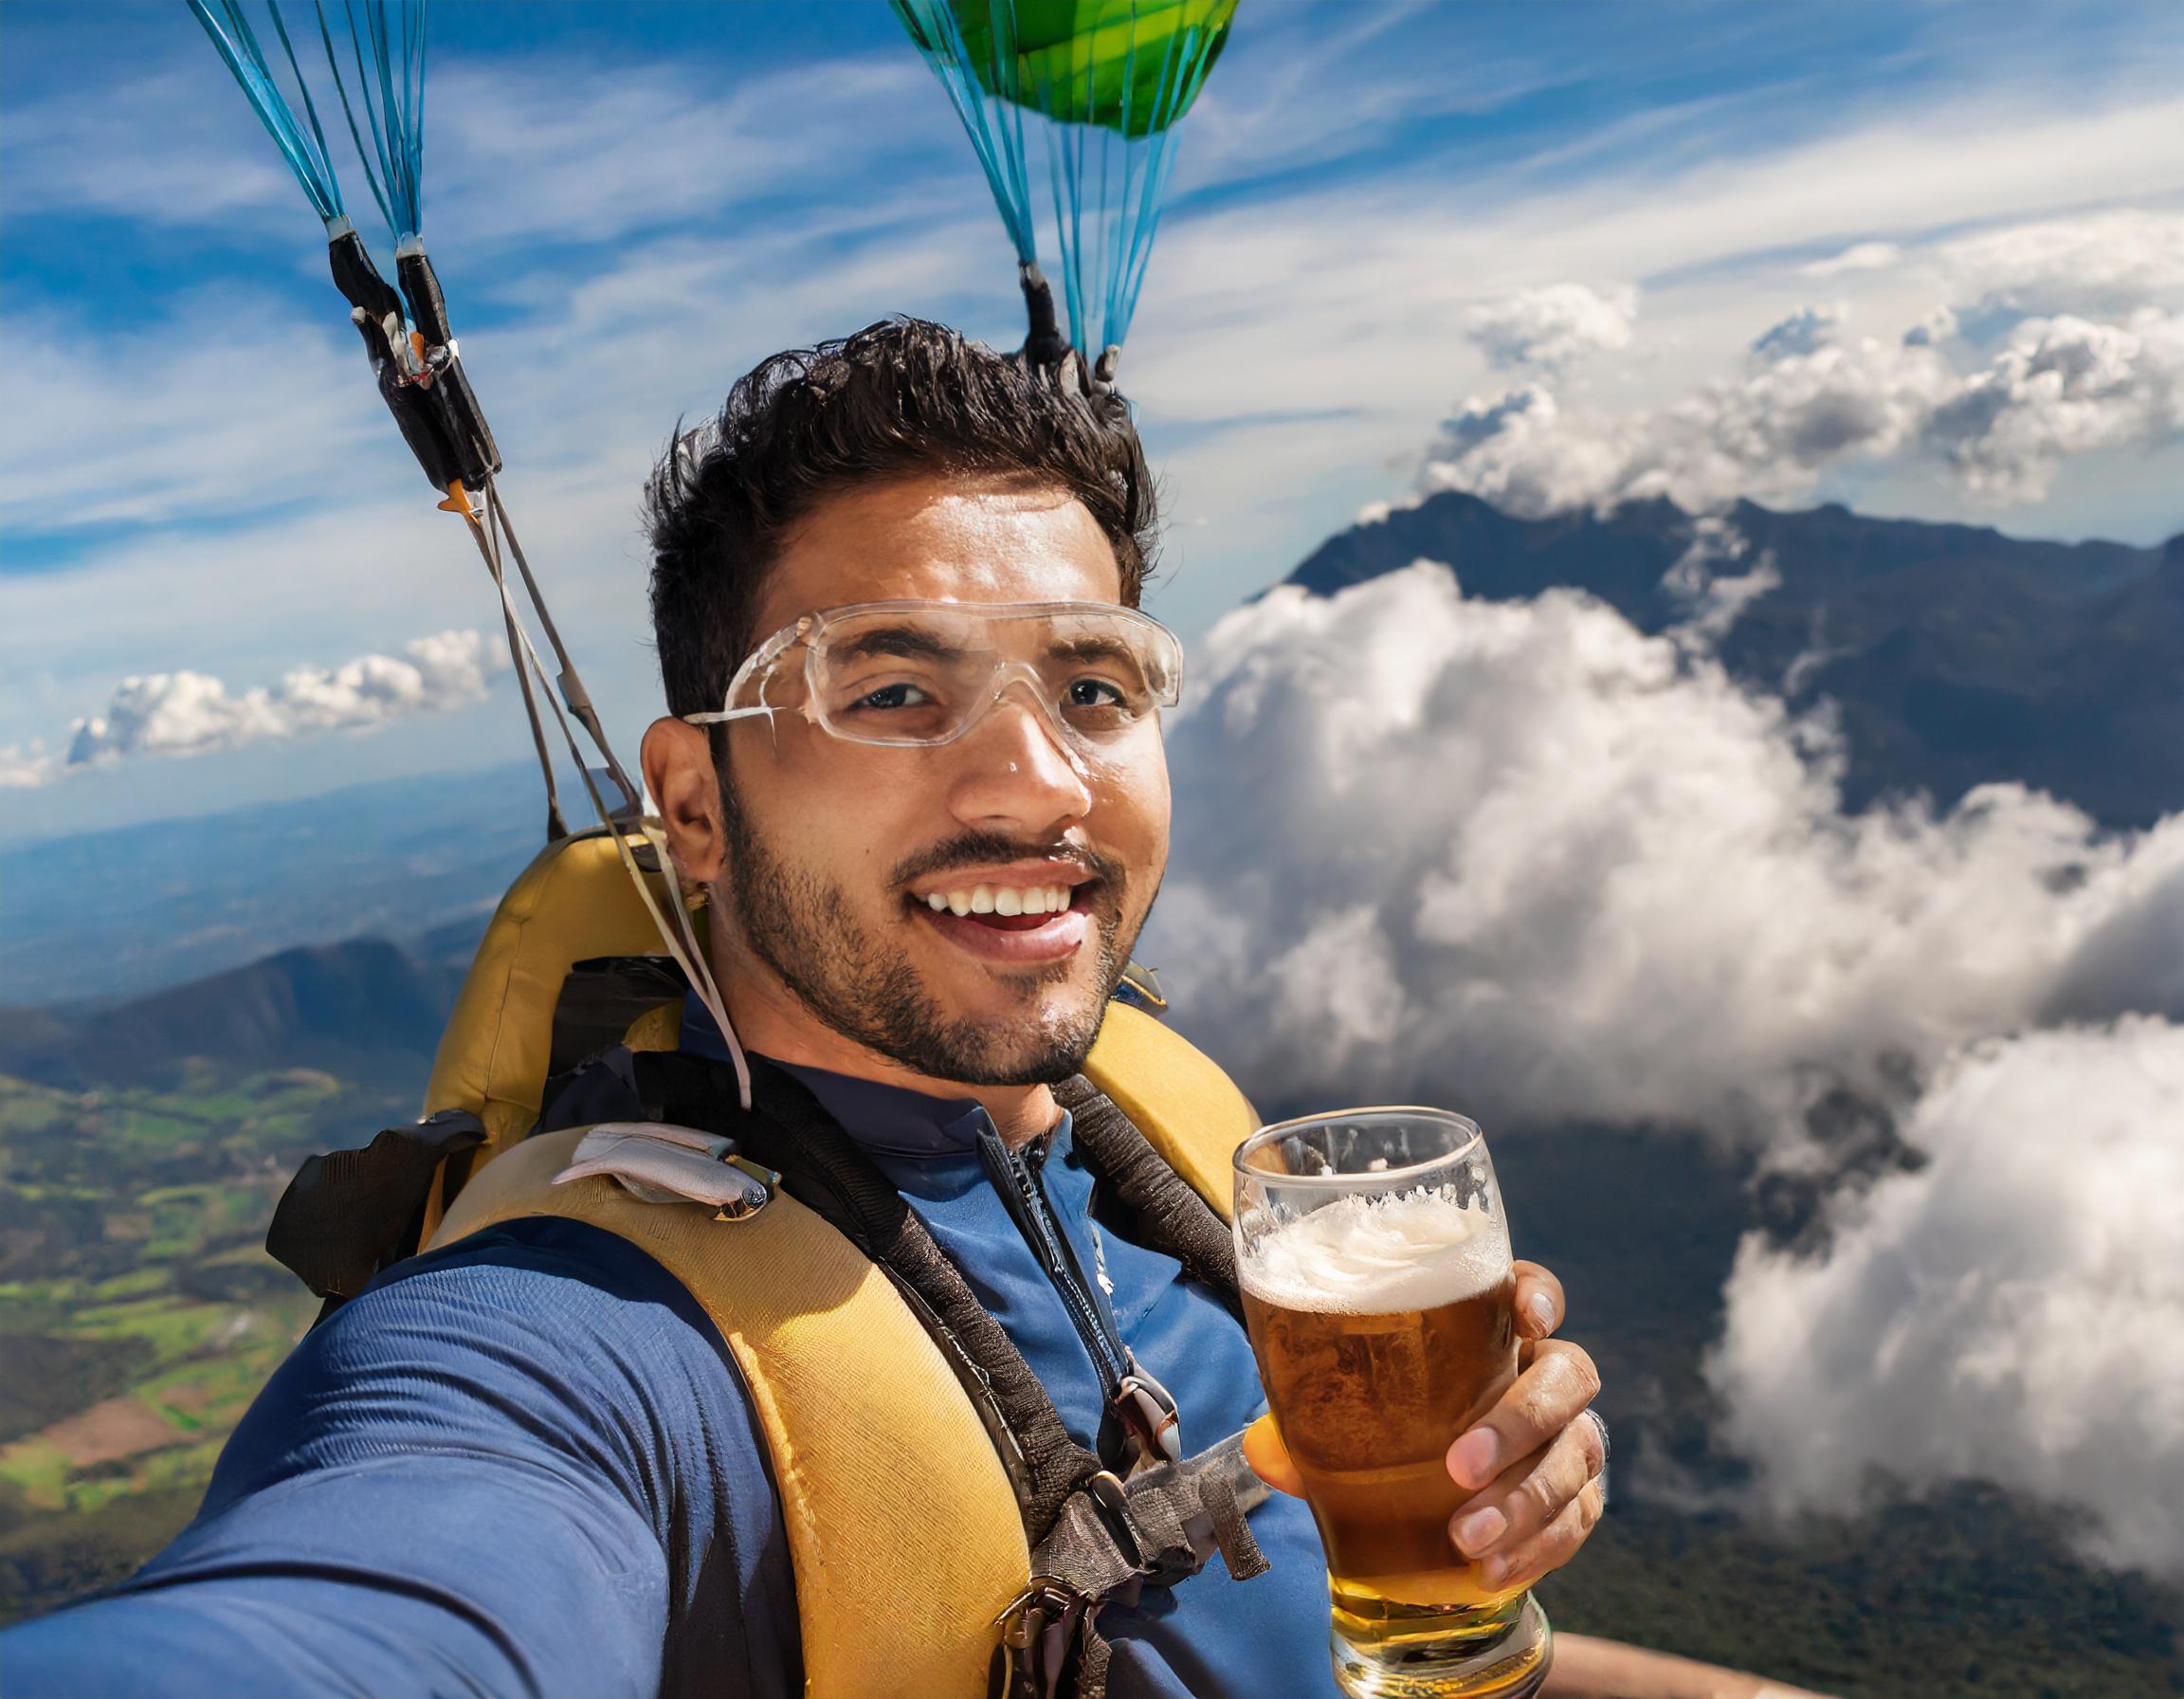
[684,599,1184,763]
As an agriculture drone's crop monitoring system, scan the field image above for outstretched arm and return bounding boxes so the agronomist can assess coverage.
[0,1216,798,1699]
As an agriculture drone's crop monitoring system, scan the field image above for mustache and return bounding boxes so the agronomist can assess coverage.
[889,831,1124,892]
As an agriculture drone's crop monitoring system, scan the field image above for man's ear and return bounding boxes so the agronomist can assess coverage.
[642,716,728,886]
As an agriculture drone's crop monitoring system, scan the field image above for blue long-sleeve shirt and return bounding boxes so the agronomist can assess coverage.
[2,1035,1338,1697]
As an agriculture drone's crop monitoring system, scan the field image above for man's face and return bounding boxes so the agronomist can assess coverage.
[702,471,1171,1086]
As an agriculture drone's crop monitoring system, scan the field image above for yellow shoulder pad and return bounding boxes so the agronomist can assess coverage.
[430,1128,1028,1699]
[1082,1002,1259,1222]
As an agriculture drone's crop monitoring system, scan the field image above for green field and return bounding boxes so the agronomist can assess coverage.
[0,1068,390,1622]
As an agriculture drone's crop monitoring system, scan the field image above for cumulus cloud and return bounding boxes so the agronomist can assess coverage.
[1151,555,2184,1573]
[1416,210,2184,518]
[1421,302,2184,515]
[1466,283,1638,371]
[48,630,508,780]
[1152,561,2184,1142]
[1709,1017,2184,1579]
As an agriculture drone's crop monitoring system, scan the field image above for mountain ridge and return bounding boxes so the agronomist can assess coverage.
[0,938,456,1094]
[1286,492,2184,827]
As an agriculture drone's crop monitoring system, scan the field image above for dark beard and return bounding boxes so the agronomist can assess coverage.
[717,776,1135,1086]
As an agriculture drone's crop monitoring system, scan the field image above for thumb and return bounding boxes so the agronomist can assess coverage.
[1242,1413,1306,1498]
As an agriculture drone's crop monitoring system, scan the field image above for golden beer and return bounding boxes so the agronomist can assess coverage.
[1234,1112,1550,1699]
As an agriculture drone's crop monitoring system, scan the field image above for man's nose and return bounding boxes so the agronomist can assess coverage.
[946,684,1095,830]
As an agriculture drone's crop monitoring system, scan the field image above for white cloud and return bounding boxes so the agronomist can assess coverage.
[1151,560,2184,1142]
[1709,1017,2184,1580]
[1931,209,2184,320]
[48,630,508,780]
[1928,308,2184,498]
[1150,554,2184,1573]
[1418,297,2184,517]
[1466,283,1637,372]
[1801,240,1901,278]
[0,743,59,789]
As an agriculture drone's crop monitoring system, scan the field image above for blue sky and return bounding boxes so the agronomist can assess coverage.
[4,0,2182,840]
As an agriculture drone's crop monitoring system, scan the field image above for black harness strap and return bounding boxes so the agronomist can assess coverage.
[265,1108,485,1316]
[634,1050,1109,1543]
[548,954,689,1078]
[1053,1076,1241,1316]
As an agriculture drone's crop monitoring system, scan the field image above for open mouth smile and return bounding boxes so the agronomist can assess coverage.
[904,872,1096,964]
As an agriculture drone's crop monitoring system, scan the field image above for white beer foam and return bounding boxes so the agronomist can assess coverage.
[1239,1189,1509,1315]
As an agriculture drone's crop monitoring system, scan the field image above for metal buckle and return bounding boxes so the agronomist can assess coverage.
[713,1153,779,1222]
[993,1575,1095,1699]
[1112,1362,1182,1468]
[1083,1469,1147,1574]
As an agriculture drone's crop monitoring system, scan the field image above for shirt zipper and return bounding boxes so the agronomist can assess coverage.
[975,1124,1133,1397]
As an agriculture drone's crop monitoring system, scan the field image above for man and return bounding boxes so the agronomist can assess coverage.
[3,320,1603,1696]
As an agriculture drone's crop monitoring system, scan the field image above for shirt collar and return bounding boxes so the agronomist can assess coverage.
[676,990,1051,1159]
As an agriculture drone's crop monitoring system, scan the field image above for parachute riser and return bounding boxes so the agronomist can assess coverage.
[321,228,500,499]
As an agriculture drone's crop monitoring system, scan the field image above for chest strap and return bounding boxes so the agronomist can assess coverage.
[1008,1431,1269,1699]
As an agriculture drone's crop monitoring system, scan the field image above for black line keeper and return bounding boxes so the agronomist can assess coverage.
[264,1108,485,1322]
[397,247,501,487]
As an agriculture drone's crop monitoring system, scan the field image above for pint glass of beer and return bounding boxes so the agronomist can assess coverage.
[1233,1108,1550,1699]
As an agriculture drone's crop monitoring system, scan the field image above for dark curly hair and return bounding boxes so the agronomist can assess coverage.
[646,317,1158,727]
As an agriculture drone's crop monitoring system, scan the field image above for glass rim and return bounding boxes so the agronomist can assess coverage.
[1232,1105,1484,1187]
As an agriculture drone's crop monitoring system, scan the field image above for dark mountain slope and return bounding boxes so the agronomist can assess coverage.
[1287,493,2183,826]
[0,938,452,1092]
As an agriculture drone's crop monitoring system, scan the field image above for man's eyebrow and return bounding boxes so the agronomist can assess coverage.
[1045,633,1141,668]
[830,625,967,664]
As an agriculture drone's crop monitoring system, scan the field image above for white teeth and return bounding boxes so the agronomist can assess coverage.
[919,882,1077,917]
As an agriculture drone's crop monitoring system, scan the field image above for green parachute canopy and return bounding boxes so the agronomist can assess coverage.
[946,0,1234,137]
[897,0,1238,356]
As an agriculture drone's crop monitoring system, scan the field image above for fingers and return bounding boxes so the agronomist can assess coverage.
[1510,1260,1564,1342]
[1241,1412,1306,1498]
[1481,1476,1605,1591]
[1447,1400,1607,1563]
[1446,1340,1601,1492]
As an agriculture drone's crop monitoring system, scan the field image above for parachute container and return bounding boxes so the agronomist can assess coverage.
[896,0,1236,357]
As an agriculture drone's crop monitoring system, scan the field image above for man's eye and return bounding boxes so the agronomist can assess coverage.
[856,682,932,711]
[1065,678,1129,710]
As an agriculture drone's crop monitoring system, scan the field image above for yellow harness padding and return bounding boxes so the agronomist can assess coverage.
[430,1127,1032,1698]
[416,828,1265,1695]
[417,828,689,1242]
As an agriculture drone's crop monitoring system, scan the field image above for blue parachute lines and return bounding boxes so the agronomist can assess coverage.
[188,0,348,228]
[894,0,1038,268]
[320,1,428,247]
[895,0,1229,356]
[1039,14,1219,356]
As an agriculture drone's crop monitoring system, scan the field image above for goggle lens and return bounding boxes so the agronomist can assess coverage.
[702,601,1181,756]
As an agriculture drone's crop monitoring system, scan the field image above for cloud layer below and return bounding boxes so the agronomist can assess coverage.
[1153,560,2184,1138]
[1710,1016,2184,1580]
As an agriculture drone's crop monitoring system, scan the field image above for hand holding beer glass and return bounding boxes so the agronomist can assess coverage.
[1234,1109,1551,1699]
